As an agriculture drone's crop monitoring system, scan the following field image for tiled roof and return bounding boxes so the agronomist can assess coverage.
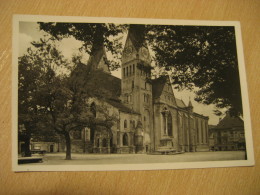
[214,113,244,130]
[105,99,140,115]
[71,63,139,114]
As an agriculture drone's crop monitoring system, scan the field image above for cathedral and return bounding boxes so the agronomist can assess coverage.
[65,25,210,154]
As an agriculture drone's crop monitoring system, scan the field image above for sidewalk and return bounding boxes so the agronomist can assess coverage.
[24,151,247,165]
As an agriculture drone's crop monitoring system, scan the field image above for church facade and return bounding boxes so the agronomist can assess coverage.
[64,26,210,154]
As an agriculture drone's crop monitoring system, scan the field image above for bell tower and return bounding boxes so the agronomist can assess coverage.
[121,24,153,151]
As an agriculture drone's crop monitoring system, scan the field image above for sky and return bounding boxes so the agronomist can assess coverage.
[19,22,225,125]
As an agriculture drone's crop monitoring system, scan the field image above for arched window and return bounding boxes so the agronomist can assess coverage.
[168,112,173,136]
[110,137,113,148]
[102,138,107,147]
[90,102,96,117]
[124,120,127,128]
[123,133,128,146]
[97,139,100,147]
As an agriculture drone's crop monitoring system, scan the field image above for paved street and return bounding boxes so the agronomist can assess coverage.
[23,151,246,165]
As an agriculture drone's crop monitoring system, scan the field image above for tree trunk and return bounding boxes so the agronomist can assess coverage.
[64,132,72,160]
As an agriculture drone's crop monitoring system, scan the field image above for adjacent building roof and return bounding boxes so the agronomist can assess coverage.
[213,112,244,130]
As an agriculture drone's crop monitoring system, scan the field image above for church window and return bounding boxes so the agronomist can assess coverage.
[132,80,134,89]
[123,133,128,146]
[97,139,100,147]
[124,120,127,128]
[123,68,125,78]
[133,64,135,74]
[73,130,82,140]
[90,102,96,117]
[126,67,128,77]
[102,138,107,147]
[133,120,136,128]
[167,112,173,136]
[129,65,132,75]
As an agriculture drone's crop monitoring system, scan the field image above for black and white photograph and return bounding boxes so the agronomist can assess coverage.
[12,15,254,171]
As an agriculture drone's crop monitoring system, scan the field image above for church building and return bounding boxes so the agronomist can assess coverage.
[66,25,209,154]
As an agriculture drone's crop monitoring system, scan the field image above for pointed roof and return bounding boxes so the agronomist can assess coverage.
[152,76,186,108]
[152,76,168,99]
[127,24,146,51]
[86,44,110,73]
[214,112,244,130]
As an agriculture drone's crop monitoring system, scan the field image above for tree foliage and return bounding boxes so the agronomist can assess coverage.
[38,22,127,70]
[38,22,243,117]
[145,25,242,116]
[19,37,117,159]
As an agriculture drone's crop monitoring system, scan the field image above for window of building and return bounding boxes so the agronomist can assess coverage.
[144,94,146,102]
[123,133,128,146]
[102,138,107,147]
[133,64,135,74]
[123,68,125,78]
[133,120,135,128]
[90,102,96,117]
[132,80,134,89]
[73,130,82,140]
[168,112,173,136]
[124,120,127,128]
[126,67,128,77]
[97,139,100,147]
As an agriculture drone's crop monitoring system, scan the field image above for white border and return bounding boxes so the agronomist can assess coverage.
[12,15,255,172]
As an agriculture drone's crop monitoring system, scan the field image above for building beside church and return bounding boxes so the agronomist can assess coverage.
[210,112,246,151]
[59,25,210,154]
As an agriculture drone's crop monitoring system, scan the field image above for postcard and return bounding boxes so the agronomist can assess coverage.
[12,15,254,171]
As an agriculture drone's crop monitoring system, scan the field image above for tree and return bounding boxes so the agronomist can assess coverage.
[38,22,127,71]
[38,23,243,116]
[19,37,117,160]
[145,25,242,116]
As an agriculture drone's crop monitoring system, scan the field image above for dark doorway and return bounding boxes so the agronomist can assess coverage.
[50,145,54,153]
